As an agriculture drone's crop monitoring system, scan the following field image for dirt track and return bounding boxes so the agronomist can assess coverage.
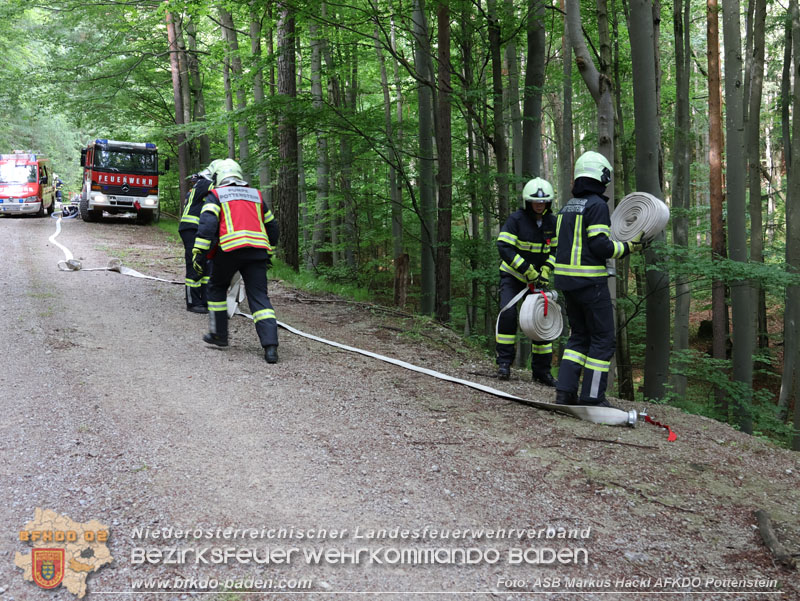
[1,215,798,601]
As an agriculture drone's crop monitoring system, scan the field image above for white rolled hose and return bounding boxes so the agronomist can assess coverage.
[610,191,670,242]
[519,290,562,342]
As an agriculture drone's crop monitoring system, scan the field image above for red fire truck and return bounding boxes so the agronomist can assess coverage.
[0,153,56,216]
[79,139,166,224]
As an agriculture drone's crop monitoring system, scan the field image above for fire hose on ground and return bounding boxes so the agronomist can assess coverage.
[48,213,676,438]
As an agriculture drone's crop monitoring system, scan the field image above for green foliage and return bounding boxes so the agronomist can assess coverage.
[270,260,373,303]
[659,348,792,447]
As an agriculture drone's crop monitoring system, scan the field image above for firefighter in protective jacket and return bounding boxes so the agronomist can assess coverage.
[553,151,643,406]
[178,162,218,313]
[193,159,281,364]
[495,177,558,386]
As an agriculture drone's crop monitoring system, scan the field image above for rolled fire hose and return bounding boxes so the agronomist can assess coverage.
[519,290,562,342]
[610,191,670,242]
[50,215,638,428]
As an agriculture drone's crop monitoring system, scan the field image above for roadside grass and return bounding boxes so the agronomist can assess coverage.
[269,259,373,303]
[156,214,181,244]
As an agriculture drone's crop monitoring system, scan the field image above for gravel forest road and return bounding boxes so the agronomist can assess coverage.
[1,216,799,601]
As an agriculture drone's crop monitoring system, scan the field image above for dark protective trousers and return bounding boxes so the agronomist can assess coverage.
[556,283,615,403]
[180,229,210,309]
[206,249,278,348]
[495,275,553,378]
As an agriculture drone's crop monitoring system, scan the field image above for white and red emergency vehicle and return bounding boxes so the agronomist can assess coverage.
[0,153,56,216]
[79,139,165,224]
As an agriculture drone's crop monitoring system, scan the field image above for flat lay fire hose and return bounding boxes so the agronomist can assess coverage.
[49,214,679,437]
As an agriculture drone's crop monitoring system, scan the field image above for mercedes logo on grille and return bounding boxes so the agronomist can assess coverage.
[122,184,130,193]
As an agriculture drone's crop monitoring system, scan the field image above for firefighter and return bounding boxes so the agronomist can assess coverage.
[553,151,644,406]
[178,161,218,313]
[192,159,280,364]
[54,175,64,204]
[495,177,558,386]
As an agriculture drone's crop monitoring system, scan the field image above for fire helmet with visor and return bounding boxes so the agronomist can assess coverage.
[522,177,555,207]
[574,151,613,186]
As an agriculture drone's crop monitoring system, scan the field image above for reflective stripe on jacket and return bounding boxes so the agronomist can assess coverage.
[553,194,629,291]
[179,179,213,232]
[194,185,278,253]
[496,206,556,283]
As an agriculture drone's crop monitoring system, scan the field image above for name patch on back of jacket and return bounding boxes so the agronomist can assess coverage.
[216,186,261,203]
[561,198,588,213]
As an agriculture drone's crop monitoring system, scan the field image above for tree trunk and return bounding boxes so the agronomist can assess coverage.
[222,47,236,159]
[523,0,545,180]
[629,0,670,403]
[309,19,329,270]
[219,7,250,176]
[671,0,692,399]
[779,5,795,422]
[435,1,452,324]
[390,13,405,266]
[461,9,480,334]
[250,1,273,202]
[505,0,523,197]
[746,0,768,350]
[165,9,189,201]
[488,0,509,223]
[558,0,573,210]
[612,0,634,401]
[277,3,299,270]
[708,0,729,416]
[175,17,193,171]
[185,17,210,166]
[784,0,800,450]
[412,0,436,315]
[722,0,754,434]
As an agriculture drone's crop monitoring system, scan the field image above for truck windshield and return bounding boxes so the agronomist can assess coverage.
[0,164,36,184]
[93,149,157,174]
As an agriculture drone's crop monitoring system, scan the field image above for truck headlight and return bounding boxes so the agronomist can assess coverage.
[143,198,156,206]
[94,194,107,203]
[23,196,39,203]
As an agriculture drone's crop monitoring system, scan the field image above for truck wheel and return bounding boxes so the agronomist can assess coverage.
[136,210,154,225]
[79,195,94,222]
[36,200,45,217]
[46,199,55,215]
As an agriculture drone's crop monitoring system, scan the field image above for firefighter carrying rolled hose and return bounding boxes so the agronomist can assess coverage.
[495,177,558,386]
[553,151,644,407]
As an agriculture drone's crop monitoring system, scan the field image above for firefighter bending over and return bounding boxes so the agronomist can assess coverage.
[192,159,281,364]
[553,151,643,406]
[495,177,558,386]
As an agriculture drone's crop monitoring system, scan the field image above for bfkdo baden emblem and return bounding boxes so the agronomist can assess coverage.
[32,548,65,589]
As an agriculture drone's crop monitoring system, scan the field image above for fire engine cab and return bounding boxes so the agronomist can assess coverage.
[0,153,56,216]
[80,139,165,224]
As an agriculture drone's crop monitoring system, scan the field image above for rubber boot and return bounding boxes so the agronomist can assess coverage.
[555,390,578,405]
[264,345,278,364]
[497,362,511,380]
[533,372,557,387]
